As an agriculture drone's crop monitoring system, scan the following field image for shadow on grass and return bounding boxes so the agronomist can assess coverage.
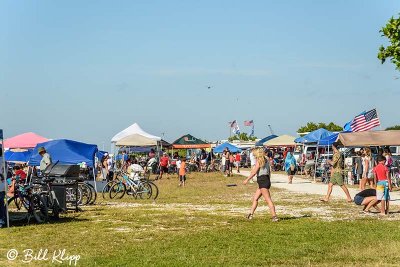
[278,215,312,221]
[7,211,90,228]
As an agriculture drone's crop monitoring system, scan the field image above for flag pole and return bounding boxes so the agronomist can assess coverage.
[376,108,383,131]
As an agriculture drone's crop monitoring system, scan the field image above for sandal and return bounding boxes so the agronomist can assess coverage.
[246,213,253,220]
[271,216,279,222]
[320,199,329,202]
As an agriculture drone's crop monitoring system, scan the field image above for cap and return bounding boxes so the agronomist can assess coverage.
[38,147,46,154]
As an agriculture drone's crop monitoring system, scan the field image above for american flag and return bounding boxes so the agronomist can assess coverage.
[350,109,380,132]
[244,120,254,126]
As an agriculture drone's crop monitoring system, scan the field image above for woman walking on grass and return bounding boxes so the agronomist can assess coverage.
[243,148,278,222]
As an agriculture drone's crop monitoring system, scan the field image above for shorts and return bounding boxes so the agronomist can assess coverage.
[235,162,240,167]
[330,172,344,186]
[179,175,186,182]
[225,160,231,171]
[376,181,390,201]
[305,163,315,171]
[257,175,271,189]
[200,159,206,164]
[160,166,168,173]
[354,195,364,206]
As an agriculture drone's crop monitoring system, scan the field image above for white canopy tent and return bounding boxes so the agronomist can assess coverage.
[111,123,161,146]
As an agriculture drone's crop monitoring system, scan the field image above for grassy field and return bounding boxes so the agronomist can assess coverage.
[2,172,400,266]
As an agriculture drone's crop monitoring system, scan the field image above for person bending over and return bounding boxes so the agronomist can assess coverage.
[354,189,380,213]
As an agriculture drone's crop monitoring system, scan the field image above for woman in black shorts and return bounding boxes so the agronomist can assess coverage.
[243,148,278,222]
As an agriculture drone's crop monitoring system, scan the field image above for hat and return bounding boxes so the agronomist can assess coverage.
[38,147,46,154]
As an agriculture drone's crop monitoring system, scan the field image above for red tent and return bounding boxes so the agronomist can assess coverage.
[4,132,49,149]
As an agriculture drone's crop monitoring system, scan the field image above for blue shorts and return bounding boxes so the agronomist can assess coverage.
[376,181,390,201]
[354,195,364,206]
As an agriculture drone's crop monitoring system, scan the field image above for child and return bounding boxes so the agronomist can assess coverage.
[374,155,392,215]
[179,157,186,187]
[176,157,182,178]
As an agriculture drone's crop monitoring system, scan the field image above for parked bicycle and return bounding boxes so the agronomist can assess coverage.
[7,178,48,224]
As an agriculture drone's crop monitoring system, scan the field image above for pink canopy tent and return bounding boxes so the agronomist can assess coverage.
[4,132,49,149]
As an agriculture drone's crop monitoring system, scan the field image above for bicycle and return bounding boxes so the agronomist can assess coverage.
[34,177,61,220]
[109,172,155,200]
[7,179,48,224]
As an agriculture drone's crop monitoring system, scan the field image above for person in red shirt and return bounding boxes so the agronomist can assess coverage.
[235,152,241,173]
[158,152,169,180]
[13,166,27,182]
[374,155,392,215]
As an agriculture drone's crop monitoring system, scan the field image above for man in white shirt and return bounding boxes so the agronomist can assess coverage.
[38,147,52,172]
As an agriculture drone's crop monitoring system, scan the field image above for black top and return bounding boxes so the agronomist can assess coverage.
[355,189,376,198]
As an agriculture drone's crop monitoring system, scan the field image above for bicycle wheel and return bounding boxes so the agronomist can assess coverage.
[7,196,23,211]
[135,182,152,199]
[101,181,115,199]
[78,183,92,206]
[109,182,126,199]
[31,194,48,224]
[39,192,59,220]
[85,183,97,204]
[147,181,159,200]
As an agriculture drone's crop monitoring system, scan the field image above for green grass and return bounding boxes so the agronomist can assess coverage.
[2,172,400,266]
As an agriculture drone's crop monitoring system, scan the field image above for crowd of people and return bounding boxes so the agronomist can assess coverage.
[241,143,397,222]
[0,143,397,227]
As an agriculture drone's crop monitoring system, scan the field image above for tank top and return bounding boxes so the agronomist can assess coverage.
[257,160,270,177]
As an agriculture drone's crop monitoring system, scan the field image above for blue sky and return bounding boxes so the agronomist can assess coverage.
[1,0,399,149]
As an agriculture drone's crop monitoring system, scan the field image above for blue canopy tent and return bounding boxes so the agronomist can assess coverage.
[295,129,333,144]
[213,142,242,153]
[5,149,33,163]
[318,133,339,146]
[29,139,99,190]
[29,139,98,167]
[255,135,278,146]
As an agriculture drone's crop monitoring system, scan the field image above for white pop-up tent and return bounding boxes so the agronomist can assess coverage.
[111,123,161,146]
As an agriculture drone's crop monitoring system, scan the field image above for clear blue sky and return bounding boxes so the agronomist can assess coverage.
[1,1,399,149]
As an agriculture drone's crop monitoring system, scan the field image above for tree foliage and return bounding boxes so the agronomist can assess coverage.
[297,122,342,133]
[228,133,257,142]
[386,125,400,130]
[378,14,400,71]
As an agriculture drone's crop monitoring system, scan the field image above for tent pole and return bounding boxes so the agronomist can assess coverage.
[1,131,9,228]
[313,144,318,183]
[93,166,97,192]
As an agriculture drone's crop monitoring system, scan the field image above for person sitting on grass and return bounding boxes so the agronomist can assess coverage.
[179,157,186,187]
[242,148,278,222]
[320,143,352,203]
[374,155,392,216]
[354,189,380,213]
